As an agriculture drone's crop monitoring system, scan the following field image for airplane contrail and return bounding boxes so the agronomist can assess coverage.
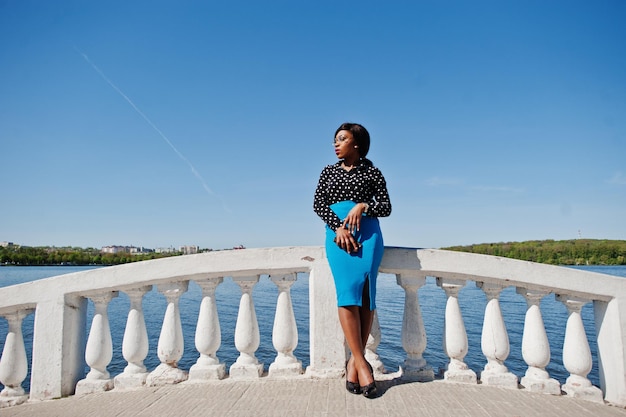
[77,48,228,210]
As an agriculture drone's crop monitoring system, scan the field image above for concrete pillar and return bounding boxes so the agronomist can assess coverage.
[146,281,189,386]
[306,259,344,378]
[557,295,603,403]
[437,278,476,384]
[269,273,302,377]
[75,291,118,395]
[0,309,34,407]
[189,277,226,381]
[29,294,87,400]
[517,288,560,395]
[114,286,151,389]
[478,282,518,388]
[397,274,434,382]
[230,276,264,378]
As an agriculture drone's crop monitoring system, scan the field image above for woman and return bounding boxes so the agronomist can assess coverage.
[313,122,392,398]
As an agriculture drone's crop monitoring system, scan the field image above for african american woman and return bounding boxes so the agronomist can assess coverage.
[313,122,392,398]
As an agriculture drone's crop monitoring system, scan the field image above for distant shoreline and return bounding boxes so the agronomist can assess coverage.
[443,239,626,266]
[2,239,625,266]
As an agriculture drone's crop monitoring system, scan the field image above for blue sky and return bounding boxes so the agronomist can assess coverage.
[1,0,624,250]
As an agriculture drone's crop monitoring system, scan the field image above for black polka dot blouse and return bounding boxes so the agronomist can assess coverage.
[313,158,392,231]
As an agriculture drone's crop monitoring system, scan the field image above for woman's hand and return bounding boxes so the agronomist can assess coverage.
[334,203,368,253]
[334,227,360,253]
[342,202,368,234]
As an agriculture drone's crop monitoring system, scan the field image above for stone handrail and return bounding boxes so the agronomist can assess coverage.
[0,247,625,408]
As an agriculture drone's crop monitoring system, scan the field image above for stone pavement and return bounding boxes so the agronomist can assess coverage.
[4,378,626,417]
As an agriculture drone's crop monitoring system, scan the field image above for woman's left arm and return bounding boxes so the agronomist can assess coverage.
[342,168,391,233]
[366,168,391,218]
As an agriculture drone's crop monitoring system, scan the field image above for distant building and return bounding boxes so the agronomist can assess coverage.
[101,245,129,254]
[130,246,154,255]
[0,241,14,248]
[103,245,133,254]
[155,247,176,254]
[180,245,199,255]
[102,245,155,255]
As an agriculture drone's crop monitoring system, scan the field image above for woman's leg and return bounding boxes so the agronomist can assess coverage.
[339,306,361,385]
[339,278,375,388]
[338,306,373,386]
[359,277,374,348]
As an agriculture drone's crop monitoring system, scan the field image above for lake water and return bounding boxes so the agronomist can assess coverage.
[1,264,625,392]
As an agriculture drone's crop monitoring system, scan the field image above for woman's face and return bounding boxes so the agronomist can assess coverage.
[334,129,359,160]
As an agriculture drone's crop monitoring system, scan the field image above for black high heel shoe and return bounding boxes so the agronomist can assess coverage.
[361,362,378,398]
[345,360,361,394]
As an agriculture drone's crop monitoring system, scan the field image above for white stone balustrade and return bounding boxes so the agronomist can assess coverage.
[75,291,118,395]
[516,288,560,395]
[189,277,226,381]
[146,281,189,386]
[0,247,625,408]
[437,278,476,383]
[396,274,434,381]
[557,295,604,403]
[268,273,302,377]
[0,309,33,407]
[478,282,519,388]
[230,275,264,378]
[114,286,151,389]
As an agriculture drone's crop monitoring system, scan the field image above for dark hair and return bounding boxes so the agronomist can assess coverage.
[335,122,370,158]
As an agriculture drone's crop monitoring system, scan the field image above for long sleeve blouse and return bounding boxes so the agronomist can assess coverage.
[313,158,392,231]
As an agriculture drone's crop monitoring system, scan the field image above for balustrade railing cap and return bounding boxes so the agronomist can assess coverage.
[1,247,623,313]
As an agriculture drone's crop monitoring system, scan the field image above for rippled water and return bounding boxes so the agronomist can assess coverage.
[1,264,625,392]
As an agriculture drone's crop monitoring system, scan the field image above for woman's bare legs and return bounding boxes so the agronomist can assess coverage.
[341,278,375,388]
[339,306,374,388]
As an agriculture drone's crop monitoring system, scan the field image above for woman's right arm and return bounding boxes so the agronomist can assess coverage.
[314,167,361,253]
[313,167,343,231]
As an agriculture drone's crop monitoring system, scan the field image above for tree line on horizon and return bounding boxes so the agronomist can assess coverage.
[442,239,626,266]
[1,239,625,267]
[0,245,182,266]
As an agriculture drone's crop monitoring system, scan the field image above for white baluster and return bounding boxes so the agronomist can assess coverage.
[114,286,151,389]
[478,282,518,388]
[396,274,434,381]
[437,278,476,384]
[189,277,226,381]
[76,291,118,395]
[365,311,385,376]
[0,309,33,407]
[230,275,264,378]
[269,273,302,377]
[146,281,189,386]
[556,295,604,402]
[517,288,561,395]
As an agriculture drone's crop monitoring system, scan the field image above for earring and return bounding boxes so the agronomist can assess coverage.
[354,145,358,148]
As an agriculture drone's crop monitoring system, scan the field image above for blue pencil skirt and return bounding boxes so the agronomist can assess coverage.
[325,201,384,310]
